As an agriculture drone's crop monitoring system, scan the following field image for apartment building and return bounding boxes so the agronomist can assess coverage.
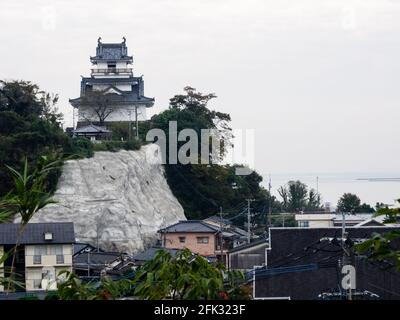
[0,223,75,292]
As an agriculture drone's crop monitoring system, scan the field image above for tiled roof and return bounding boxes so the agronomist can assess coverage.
[159,220,219,233]
[73,252,123,267]
[0,223,75,245]
[73,124,111,134]
[133,247,179,262]
[204,215,232,225]
[90,41,132,62]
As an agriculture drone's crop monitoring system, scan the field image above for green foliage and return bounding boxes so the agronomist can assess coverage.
[132,249,250,300]
[64,138,94,158]
[0,80,68,197]
[0,157,59,225]
[278,180,322,213]
[92,140,142,152]
[356,199,400,271]
[337,193,375,213]
[150,86,232,163]
[50,271,97,300]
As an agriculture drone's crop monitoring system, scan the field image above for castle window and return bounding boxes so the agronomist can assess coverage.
[107,62,116,69]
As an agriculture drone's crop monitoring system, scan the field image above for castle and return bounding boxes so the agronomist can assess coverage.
[69,37,154,139]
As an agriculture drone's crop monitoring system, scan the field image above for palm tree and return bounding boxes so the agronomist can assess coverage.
[0,156,60,291]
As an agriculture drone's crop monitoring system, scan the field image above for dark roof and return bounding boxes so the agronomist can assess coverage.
[255,227,400,300]
[228,238,268,254]
[69,90,154,107]
[73,252,123,269]
[0,223,75,245]
[133,247,180,262]
[73,243,101,255]
[90,39,133,63]
[204,215,232,226]
[159,221,220,233]
[73,124,111,134]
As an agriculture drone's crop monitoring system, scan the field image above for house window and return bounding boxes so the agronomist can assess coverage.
[299,221,310,228]
[33,255,41,264]
[197,237,209,244]
[179,236,186,243]
[33,279,42,289]
[56,255,64,264]
[44,232,53,241]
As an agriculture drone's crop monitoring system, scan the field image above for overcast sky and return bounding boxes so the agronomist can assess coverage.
[1,0,400,177]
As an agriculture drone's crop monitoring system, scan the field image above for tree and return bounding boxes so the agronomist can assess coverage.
[337,193,361,213]
[150,86,232,163]
[0,80,68,197]
[149,87,270,219]
[0,156,60,291]
[337,193,374,213]
[356,199,400,270]
[132,249,250,300]
[80,91,114,126]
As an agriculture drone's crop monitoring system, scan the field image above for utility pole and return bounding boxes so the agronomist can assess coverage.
[246,199,255,244]
[127,109,132,142]
[135,105,139,139]
[219,207,224,265]
[268,175,272,228]
[341,211,353,300]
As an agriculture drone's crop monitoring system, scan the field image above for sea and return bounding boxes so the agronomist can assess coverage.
[261,172,400,209]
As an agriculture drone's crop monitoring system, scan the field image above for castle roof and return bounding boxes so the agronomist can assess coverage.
[90,37,133,63]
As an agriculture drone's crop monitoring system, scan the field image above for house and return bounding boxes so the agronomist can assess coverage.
[159,221,219,258]
[227,238,269,271]
[69,37,154,136]
[72,124,112,141]
[158,219,250,265]
[0,223,75,292]
[132,247,180,266]
[73,250,129,278]
[295,212,383,228]
[253,227,400,300]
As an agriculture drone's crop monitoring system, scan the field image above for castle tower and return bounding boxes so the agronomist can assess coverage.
[69,37,154,133]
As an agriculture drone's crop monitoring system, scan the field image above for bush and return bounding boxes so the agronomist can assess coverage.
[92,140,142,153]
[65,138,94,158]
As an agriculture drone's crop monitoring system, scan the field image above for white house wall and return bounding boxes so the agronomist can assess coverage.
[78,105,147,122]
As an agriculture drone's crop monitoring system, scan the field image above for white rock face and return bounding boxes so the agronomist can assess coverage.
[27,144,186,254]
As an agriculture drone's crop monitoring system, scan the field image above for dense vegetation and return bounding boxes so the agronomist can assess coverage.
[0,80,379,227]
[0,80,142,198]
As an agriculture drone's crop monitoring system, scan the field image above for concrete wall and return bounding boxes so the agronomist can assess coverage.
[164,233,216,256]
[78,104,147,122]
[295,214,335,228]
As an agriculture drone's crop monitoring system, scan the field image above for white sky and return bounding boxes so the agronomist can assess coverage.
[1,0,400,177]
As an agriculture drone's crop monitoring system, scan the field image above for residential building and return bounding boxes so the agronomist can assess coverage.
[0,223,75,292]
[69,37,154,135]
[227,239,268,271]
[254,227,400,300]
[159,221,219,258]
[158,219,250,265]
[132,247,180,266]
[73,250,129,278]
[295,212,383,228]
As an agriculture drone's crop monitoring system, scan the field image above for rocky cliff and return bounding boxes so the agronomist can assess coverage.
[27,144,186,254]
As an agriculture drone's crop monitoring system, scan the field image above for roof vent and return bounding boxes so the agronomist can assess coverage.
[44,232,53,241]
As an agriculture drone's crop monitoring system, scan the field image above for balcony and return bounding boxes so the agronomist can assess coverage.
[91,68,133,76]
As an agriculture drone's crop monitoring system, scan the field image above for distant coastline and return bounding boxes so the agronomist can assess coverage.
[356,178,400,182]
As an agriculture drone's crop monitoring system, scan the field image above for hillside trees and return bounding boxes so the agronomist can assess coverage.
[0,80,71,196]
[149,87,270,220]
